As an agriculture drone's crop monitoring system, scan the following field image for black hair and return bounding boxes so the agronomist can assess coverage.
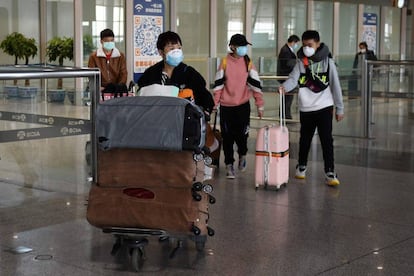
[359,42,368,49]
[302,30,320,42]
[100,29,115,40]
[288,35,300,43]
[156,31,182,50]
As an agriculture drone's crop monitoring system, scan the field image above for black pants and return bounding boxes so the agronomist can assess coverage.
[298,106,334,173]
[220,102,250,165]
[284,94,294,119]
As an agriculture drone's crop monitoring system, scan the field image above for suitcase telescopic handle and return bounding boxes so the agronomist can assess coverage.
[213,110,218,131]
[279,88,286,128]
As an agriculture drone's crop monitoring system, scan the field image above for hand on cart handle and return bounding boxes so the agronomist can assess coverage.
[278,86,286,94]
[258,107,264,119]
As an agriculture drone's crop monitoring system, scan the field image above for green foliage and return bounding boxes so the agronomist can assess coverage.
[46,36,74,66]
[83,34,95,57]
[0,32,38,65]
[22,37,38,65]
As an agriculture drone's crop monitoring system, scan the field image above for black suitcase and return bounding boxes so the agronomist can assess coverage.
[96,96,206,152]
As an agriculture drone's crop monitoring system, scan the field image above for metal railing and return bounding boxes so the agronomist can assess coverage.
[0,65,101,182]
[361,59,414,138]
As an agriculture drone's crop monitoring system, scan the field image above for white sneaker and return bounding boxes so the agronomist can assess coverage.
[295,165,307,179]
[238,155,247,172]
[325,171,340,186]
[226,164,235,179]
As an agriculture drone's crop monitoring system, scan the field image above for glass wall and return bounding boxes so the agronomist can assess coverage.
[279,0,307,44]
[337,3,358,72]
[311,1,333,50]
[251,0,277,73]
[176,0,210,77]
[216,0,246,58]
[381,6,401,60]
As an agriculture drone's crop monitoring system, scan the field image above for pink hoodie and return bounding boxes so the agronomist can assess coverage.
[213,53,264,108]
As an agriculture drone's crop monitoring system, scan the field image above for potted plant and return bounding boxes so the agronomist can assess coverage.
[0,32,38,98]
[46,36,74,102]
[83,34,95,59]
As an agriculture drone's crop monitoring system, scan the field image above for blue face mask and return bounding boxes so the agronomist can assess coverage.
[236,46,248,57]
[292,43,299,51]
[166,49,184,67]
[103,41,115,51]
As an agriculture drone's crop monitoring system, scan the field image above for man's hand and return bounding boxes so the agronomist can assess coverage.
[336,114,344,122]
[278,86,286,94]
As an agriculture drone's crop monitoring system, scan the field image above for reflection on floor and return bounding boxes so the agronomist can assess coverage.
[1,96,414,275]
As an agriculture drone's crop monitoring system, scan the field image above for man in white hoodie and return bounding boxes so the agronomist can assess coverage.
[279,30,344,186]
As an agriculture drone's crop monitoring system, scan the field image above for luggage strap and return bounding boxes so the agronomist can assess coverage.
[255,149,289,158]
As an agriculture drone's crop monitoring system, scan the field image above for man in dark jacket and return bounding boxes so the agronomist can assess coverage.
[353,41,377,69]
[277,35,300,119]
[137,31,214,114]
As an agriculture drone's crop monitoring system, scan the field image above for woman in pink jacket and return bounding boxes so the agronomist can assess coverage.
[213,34,264,179]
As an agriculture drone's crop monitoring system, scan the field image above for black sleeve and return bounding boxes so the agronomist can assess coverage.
[353,53,359,69]
[137,62,163,88]
[186,67,214,113]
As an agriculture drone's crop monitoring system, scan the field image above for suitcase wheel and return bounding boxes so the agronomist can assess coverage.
[207,226,215,236]
[203,155,213,165]
[191,225,201,236]
[202,183,213,194]
[192,182,203,191]
[192,191,202,201]
[193,153,204,162]
[208,194,216,204]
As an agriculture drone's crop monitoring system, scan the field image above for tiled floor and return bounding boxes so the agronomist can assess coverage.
[1,94,414,275]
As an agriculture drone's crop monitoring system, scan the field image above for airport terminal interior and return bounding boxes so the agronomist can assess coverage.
[1,0,414,275]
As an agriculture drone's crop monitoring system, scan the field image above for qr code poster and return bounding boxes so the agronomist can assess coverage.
[134,15,163,73]
[133,0,164,78]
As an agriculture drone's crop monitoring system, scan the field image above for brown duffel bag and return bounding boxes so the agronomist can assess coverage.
[88,148,210,235]
[97,148,197,189]
[86,185,209,234]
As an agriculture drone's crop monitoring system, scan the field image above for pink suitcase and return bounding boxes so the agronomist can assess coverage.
[255,92,289,190]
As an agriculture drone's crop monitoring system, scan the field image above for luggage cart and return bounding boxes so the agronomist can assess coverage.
[86,95,216,271]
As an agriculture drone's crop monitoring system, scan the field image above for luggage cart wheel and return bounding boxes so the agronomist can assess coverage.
[207,226,215,236]
[208,194,216,204]
[192,191,202,201]
[194,235,207,251]
[192,182,203,191]
[191,225,201,236]
[130,247,145,272]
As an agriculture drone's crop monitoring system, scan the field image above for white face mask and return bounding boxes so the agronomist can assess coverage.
[360,49,366,53]
[303,46,315,57]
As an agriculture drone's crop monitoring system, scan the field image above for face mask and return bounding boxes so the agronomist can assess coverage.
[292,44,299,51]
[303,46,315,57]
[103,41,115,51]
[166,49,184,67]
[236,46,248,57]
[360,49,366,53]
